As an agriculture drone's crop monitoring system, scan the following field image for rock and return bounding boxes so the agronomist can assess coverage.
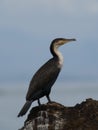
[19,98,98,130]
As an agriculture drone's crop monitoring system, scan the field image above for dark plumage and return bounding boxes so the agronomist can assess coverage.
[18,38,76,117]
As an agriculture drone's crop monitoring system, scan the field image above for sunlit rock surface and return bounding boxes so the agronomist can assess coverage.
[19,99,98,130]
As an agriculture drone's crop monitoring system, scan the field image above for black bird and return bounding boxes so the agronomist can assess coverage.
[18,38,76,117]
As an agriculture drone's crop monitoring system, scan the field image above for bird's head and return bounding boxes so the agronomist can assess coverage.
[51,38,76,48]
[50,38,76,57]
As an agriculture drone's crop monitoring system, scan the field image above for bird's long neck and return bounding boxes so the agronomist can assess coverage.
[50,44,64,68]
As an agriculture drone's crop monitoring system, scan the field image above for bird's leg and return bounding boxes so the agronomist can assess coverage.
[46,95,51,103]
[38,99,41,106]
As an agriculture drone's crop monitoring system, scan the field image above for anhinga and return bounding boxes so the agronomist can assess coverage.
[18,38,76,117]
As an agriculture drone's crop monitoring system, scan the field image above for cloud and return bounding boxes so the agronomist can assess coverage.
[86,0,98,14]
[0,0,98,37]
[0,0,97,41]
[1,0,98,20]
[1,0,98,14]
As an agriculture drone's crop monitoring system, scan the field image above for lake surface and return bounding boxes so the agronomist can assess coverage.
[0,80,98,130]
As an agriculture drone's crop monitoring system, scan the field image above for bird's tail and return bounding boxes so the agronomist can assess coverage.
[18,101,32,117]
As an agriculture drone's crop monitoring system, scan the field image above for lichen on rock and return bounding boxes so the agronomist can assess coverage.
[19,99,98,130]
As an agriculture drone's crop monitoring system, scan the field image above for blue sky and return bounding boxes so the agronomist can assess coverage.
[0,0,98,83]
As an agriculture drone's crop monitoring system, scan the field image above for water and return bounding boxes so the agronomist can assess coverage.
[0,80,98,130]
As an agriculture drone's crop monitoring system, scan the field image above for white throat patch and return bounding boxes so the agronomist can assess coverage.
[57,51,64,68]
[54,47,64,68]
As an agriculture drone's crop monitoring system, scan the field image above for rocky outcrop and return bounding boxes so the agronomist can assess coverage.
[19,98,98,130]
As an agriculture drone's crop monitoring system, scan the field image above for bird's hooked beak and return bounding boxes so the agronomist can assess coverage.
[51,38,76,47]
[63,38,76,44]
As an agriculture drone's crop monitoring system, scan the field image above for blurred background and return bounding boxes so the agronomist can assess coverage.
[0,0,98,130]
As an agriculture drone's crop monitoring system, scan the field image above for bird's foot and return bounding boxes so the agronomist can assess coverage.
[38,99,41,106]
[46,95,52,103]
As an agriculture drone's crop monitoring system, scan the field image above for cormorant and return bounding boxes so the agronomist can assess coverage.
[18,38,76,117]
